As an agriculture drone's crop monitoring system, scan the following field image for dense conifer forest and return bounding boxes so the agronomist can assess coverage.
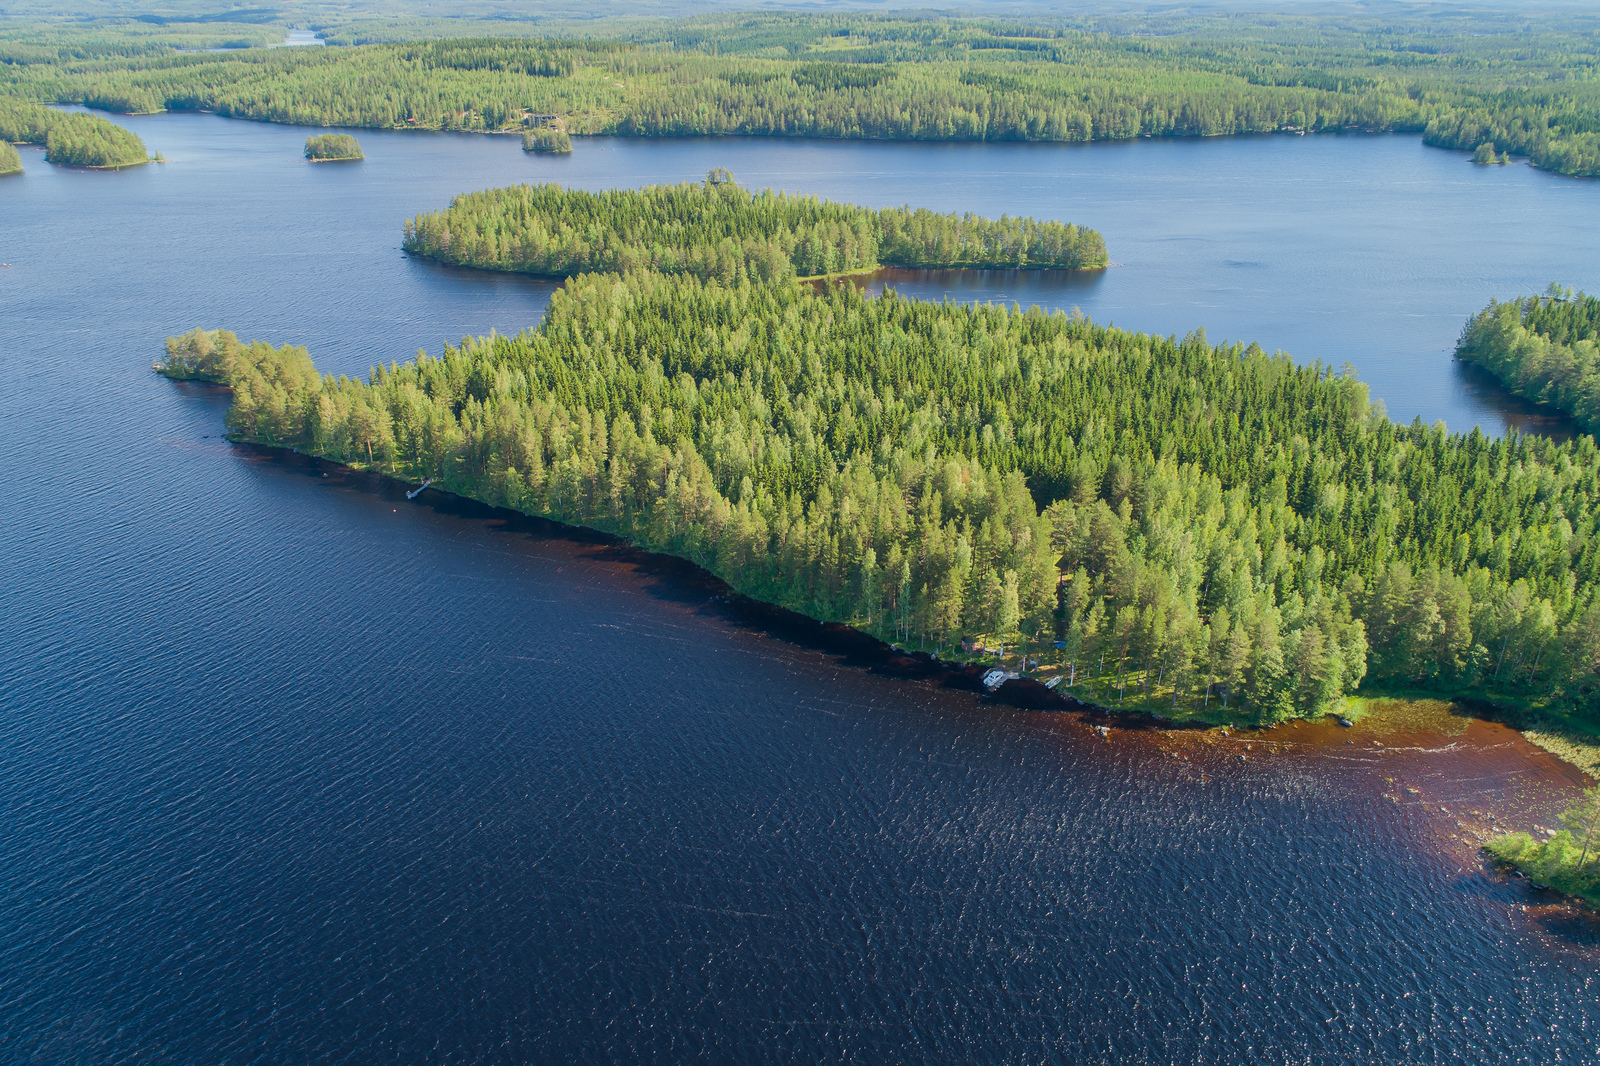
[401,180,1108,281]
[1458,289,1600,435]
[0,139,20,174]
[4,10,1599,176]
[159,273,1600,731]
[304,132,363,159]
[0,99,146,166]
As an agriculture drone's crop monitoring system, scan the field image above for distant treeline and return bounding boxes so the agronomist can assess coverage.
[0,17,282,60]
[1458,288,1600,436]
[5,12,1600,176]
[401,181,1107,281]
[304,132,363,159]
[160,272,1600,729]
[0,99,147,167]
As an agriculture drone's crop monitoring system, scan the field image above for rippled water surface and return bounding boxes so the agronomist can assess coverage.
[2,115,1598,1063]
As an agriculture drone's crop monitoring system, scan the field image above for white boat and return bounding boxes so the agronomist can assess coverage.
[1044,676,1063,690]
[406,478,432,500]
[981,668,1008,690]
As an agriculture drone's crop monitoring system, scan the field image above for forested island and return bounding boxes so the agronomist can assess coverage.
[304,132,363,160]
[158,271,1600,734]
[523,128,571,153]
[0,140,20,174]
[402,180,1107,281]
[1458,288,1600,436]
[0,100,147,168]
[4,9,1600,177]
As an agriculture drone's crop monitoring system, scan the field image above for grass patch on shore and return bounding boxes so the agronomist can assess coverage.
[1487,783,1600,909]
[1341,689,1599,775]
[1488,832,1600,905]
[1520,724,1600,776]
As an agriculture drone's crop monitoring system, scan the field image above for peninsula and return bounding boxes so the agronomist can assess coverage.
[157,269,1600,736]
[0,100,147,168]
[1488,785,1600,907]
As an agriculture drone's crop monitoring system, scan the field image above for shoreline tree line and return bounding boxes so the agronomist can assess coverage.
[1457,287,1600,437]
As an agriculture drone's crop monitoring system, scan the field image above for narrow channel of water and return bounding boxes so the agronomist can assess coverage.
[1,114,1597,1062]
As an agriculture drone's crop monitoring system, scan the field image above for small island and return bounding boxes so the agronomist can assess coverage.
[1472,141,1510,165]
[523,128,571,154]
[0,141,21,175]
[402,179,1109,282]
[304,133,363,161]
[0,100,149,168]
[1456,285,1600,434]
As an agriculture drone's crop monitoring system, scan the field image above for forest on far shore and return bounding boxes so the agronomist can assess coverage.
[3,9,1599,176]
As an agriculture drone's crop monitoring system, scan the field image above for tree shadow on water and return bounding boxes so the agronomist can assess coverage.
[238,443,1186,717]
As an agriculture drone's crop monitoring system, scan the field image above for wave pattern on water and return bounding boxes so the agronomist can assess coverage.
[0,114,1597,1063]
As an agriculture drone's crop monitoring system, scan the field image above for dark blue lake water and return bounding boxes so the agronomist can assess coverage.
[1,115,1597,1063]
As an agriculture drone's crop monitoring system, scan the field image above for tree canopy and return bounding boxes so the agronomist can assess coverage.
[522,127,570,153]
